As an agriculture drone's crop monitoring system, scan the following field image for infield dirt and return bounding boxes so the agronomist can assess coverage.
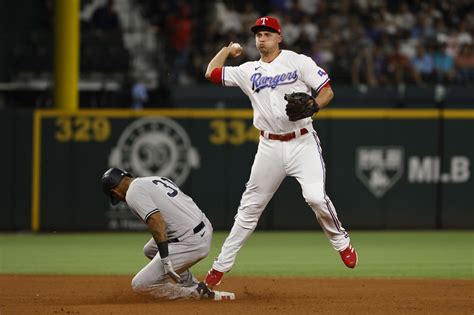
[0,275,472,314]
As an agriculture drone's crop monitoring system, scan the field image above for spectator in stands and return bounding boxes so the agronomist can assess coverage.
[240,2,259,32]
[456,20,473,47]
[166,3,192,52]
[394,2,415,32]
[411,43,434,84]
[281,14,301,47]
[301,14,318,42]
[325,15,343,44]
[444,20,473,59]
[371,42,390,86]
[165,2,193,83]
[352,45,378,87]
[388,41,422,85]
[378,4,398,36]
[456,44,474,83]
[297,0,319,16]
[309,41,332,72]
[91,0,120,31]
[215,0,243,35]
[433,42,456,83]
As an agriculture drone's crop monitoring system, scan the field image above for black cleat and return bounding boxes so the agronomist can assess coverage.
[196,282,215,299]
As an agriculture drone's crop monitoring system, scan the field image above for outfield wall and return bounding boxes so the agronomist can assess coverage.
[0,111,32,230]
[1,109,473,231]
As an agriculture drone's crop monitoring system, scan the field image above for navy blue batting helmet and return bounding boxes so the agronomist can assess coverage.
[101,168,132,205]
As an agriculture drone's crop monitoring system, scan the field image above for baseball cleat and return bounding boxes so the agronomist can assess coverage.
[339,244,358,268]
[196,282,235,301]
[213,290,236,301]
[196,282,215,299]
[204,268,224,288]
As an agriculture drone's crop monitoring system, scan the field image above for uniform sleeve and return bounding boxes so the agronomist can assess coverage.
[222,64,246,87]
[126,183,159,223]
[299,55,330,93]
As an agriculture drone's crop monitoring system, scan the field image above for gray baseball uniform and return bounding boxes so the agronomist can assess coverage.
[126,176,213,300]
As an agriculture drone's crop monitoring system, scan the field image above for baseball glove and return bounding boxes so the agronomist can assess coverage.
[284,92,319,121]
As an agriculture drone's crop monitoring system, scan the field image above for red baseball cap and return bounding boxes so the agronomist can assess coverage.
[251,16,281,34]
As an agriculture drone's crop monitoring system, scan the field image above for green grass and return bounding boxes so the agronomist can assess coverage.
[0,231,472,279]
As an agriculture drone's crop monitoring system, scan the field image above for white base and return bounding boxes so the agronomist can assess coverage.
[214,291,236,300]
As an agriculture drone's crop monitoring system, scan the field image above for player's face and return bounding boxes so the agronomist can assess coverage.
[255,31,282,54]
[111,188,126,202]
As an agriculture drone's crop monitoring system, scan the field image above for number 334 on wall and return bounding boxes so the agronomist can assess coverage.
[55,117,111,142]
[209,119,259,145]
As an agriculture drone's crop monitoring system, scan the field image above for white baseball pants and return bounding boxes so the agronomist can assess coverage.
[213,125,350,273]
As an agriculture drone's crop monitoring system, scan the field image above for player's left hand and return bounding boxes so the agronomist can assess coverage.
[284,92,319,121]
[161,256,181,283]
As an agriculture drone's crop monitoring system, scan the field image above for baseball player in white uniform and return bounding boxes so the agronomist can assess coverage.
[101,168,235,300]
[203,16,358,288]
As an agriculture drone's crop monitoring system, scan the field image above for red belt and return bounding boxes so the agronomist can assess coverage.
[260,128,309,141]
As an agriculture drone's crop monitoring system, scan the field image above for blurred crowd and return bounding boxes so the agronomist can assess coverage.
[140,0,474,87]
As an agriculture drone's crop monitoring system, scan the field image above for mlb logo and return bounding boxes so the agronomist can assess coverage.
[355,146,404,198]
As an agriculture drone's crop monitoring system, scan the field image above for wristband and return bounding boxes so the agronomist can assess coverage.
[157,241,169,259]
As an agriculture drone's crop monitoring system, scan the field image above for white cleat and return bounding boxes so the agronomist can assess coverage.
[213,290,235,301]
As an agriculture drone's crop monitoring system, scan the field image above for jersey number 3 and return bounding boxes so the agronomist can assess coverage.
[152,178,178,197]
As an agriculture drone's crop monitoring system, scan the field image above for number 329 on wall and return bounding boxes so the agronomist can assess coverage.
[55,117,111,142]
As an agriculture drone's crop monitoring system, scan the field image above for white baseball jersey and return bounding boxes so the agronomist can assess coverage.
[126,176,204,239]
[222,49,330,133]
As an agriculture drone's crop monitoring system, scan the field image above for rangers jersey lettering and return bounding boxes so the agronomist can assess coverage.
[222,50,330,133]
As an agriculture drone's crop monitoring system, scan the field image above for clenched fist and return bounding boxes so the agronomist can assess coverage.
[228,42,243,58]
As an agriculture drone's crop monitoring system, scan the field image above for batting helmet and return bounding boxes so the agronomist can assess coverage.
[101,167,132,205]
